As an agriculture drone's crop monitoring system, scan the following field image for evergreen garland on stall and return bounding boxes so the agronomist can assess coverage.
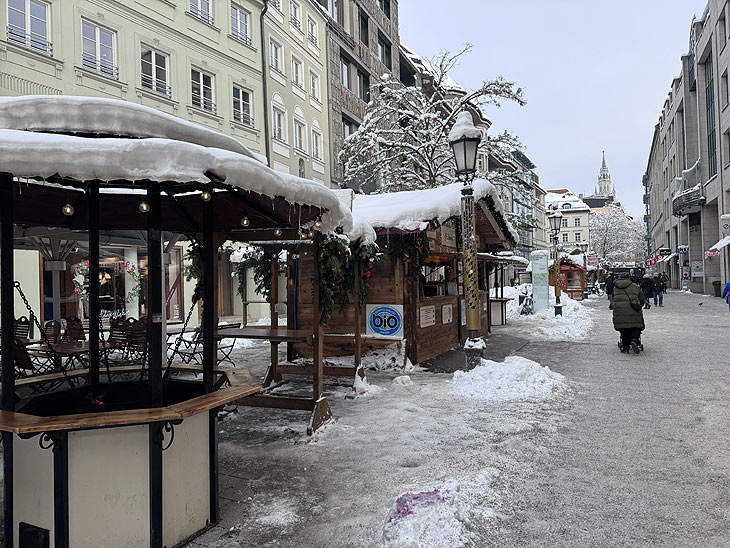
[317,234,352,324]
[183,240,205,304]
[388,233,430,276]
[354,243,380,310]
[234,246,274,303]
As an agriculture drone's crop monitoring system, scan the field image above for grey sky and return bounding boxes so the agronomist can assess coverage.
[398,0,708,219]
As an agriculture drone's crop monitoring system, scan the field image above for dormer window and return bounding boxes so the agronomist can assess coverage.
[562,203,572,210]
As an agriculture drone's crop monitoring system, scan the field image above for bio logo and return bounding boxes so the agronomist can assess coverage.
[368,305,402,337]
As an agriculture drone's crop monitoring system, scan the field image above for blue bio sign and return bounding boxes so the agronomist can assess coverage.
[366,305,404,339]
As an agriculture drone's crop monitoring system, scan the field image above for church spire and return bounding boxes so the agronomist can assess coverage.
[598,151,614,197]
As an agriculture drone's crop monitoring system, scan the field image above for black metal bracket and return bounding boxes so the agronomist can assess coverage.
[38,432,66,454]
[150,421,178,452]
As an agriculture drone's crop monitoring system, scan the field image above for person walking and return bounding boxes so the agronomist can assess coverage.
[652,273,665,307]
[639,274,654,309]
[613,273,646,353]
[723,280,730,311]
[605,272,616,309]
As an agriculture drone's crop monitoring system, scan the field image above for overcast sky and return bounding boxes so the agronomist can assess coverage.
[398,0,709,219]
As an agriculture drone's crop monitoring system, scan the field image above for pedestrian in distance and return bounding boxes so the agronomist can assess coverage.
[652,272,665,307]
[661,272,669,293]
[605,272,616,309]
[723,280,730,311]
[639,274,654,309]
[613,272,646,354]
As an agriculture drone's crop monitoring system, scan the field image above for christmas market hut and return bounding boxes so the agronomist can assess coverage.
[0,95,350,548]
[291,180,518,368]
[549,251,588,301]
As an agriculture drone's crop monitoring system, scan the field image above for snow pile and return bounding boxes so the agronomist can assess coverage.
[391,375,415,388]
[448,111,481,142]
[382,469,500,548]
[353,373,386,398]
[451,356,565,402]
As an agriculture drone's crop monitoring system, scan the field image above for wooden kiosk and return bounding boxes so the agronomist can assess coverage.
[291,182,517,367]
[0,96,348,548]
[549,255,587,301]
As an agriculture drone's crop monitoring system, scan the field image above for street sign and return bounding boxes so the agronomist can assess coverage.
[366,305,404,339]
[677,245,689,254]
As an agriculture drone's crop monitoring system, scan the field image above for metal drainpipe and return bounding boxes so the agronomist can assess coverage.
[260,0,271,166]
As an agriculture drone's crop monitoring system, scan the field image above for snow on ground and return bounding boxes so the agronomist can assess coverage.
[494,284,593,341]
[452,356,566,402]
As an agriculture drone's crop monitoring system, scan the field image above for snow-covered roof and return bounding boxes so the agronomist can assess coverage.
[400,44,467,95]
[0,95,264,163]
[353,179,518,244]
[0,96,351,232]
[332,189,377,247]
[545,191,590,212]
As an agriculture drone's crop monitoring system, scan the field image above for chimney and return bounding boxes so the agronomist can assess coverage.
[579,193,583,200]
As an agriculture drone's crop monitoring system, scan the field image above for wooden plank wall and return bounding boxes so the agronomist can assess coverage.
[412,294,461,364]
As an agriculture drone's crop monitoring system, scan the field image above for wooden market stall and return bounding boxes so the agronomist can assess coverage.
[291,182,518,367]
[549,255,587,301]
[0,96,349,548]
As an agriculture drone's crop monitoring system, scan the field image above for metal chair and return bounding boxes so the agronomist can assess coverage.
[126,317,148,365]
[13,316,30,340]
[62,316,86,343]
[43,320,61,344]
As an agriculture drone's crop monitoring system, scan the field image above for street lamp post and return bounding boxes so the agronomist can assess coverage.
[449,111,483,370]
[548,211,563,316]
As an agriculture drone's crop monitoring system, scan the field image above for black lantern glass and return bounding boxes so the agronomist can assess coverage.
[548,211,563,234]
[450,136,481,178]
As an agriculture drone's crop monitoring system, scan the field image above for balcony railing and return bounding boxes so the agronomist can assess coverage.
[189,6,214,25]
[81,52,119,80]
[141,74,172,98]
[290,15,301,29]
[230,29,252,46]
[7,26,53,56]
[270,0,282,11]
[233,111,253,127]
[191,94,216,114]
[672,185,705,217]
[308,32,319,46]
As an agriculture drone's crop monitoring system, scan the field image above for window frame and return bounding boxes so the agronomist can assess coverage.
[7,0,52,55]
[230,4,251,45]
[272,106,287,143]
[189,0,213,24]
[310,70,321,101]
[270,38,284,74]
[232,85,253,126]
[307,16,318,46]
[293,118,307,153]
[311,128,323,160]
[191,66,216,113]
[140,44,170,97]
[289,0,302,30]
[359,9,369,47]
[81,20,118,79]
[377,34,392,69]
[292,56,304,89]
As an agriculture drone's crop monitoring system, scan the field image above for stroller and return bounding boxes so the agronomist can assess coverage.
[617,334,644,354]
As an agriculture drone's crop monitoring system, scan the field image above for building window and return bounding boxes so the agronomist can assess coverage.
[270,39,283,74]
[574,233,581,242]
[312,129,322,160]
[7,0,51,55]
[310,71,321,101]
[191,67,215,112]
[327,0,342,26]
[342,117,357,139]
[294,119,306,152]
[140,45,170,97]
[722,71,729,109]
[190,0,213,24]
[232,85,252,126]
[376,0,391,19]
[562,233,569,243]
[561,218,568,228]
[82,20,117,79]
[289,1,301,29]
[357,70,370,102]
[719,14,727,45]
[292,57,304,89]
[574,218,580,227]
[272,108,286,142]
[359,10,369,47]
[562,203,571,209]
[340,56,351,88]
[706,55,717,177]
[269,0,281,11]
[307,17,318,46]
[377,34,392,69]
[231,4,251,45]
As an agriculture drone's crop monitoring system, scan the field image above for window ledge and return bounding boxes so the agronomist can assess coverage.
[185,11,220,32]
[135,86,177,107]
[74,66,127,89]
[2,39,59,65]
[230,119,259,134]
[187,104,222,121]
[294,147,309,157]
[272,136,289,145]
[227,34,257,52]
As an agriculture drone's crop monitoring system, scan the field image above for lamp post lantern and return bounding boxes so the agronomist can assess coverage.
[548,210,563,316]
[450,111,483,370]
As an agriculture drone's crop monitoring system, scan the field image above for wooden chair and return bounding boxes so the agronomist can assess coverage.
[43,320,61,344]
[62,316,86,343]
[126,317,148,364]
[13,316,30,340]
[14,338,37,378]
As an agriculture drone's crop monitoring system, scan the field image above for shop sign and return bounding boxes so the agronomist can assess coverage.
[587,256,599,267]
[442,304,453,324]
[519,272,533,284]
[530,250,549,313]
[419,305,436,328]
[677,245,689,254]
[657,248,671,255]
[705,250,720,259]
[366,305,404,339]
[441,226,457,248]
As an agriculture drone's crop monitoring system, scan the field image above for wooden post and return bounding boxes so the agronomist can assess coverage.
[486,263,492,334]
[202,193,215,392]
[353,257,362,370]
[263,252,281,386]
[403,260,418,366]
[87,181,100,387]
[1,175,15,548]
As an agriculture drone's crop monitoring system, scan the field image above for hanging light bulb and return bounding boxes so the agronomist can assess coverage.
[61,203,74,216]
[274,228,283,236]
[314,219,322,228]
[241,217,250,227]
[139,201,150,213]
[201,190,212,202]
[308,231,315,238]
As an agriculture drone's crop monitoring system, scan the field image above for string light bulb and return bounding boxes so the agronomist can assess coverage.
[61,203,74,216]
[138,201,150,213]
[274,228,283,236]
[308,230,315,238]
[314,219,322,228]
[201,190,212,202]
[241,217,250,227]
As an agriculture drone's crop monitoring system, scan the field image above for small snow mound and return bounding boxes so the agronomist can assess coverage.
[382,469,499,548]
[391,375,414,388]
[353,374,386,398]
[451,356,565,401]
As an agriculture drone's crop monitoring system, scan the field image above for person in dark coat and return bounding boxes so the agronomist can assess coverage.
[639,274,654,309]
[723,281,730,311]
[605,273,616,309]
[652,273,665,307]
[612,273,646,353]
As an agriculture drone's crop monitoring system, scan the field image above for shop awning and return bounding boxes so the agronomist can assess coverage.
[662,253,677,263]
[710,235,730,251]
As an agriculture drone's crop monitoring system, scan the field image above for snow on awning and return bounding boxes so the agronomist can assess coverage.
[710,235,730,251]
[0,128,351,232]
[352,179,518,245]
[661,253,678,263]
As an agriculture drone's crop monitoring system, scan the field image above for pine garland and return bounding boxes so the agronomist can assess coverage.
[388,233,430,276]
[317,234,352,324]
[234,246,274,303]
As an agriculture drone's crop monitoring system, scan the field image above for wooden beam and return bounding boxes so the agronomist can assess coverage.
[87,181,100,388]
[311,233,323,401]
[269,253,279,385]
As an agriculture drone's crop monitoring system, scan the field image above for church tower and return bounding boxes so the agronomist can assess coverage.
[596,151,615,197]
